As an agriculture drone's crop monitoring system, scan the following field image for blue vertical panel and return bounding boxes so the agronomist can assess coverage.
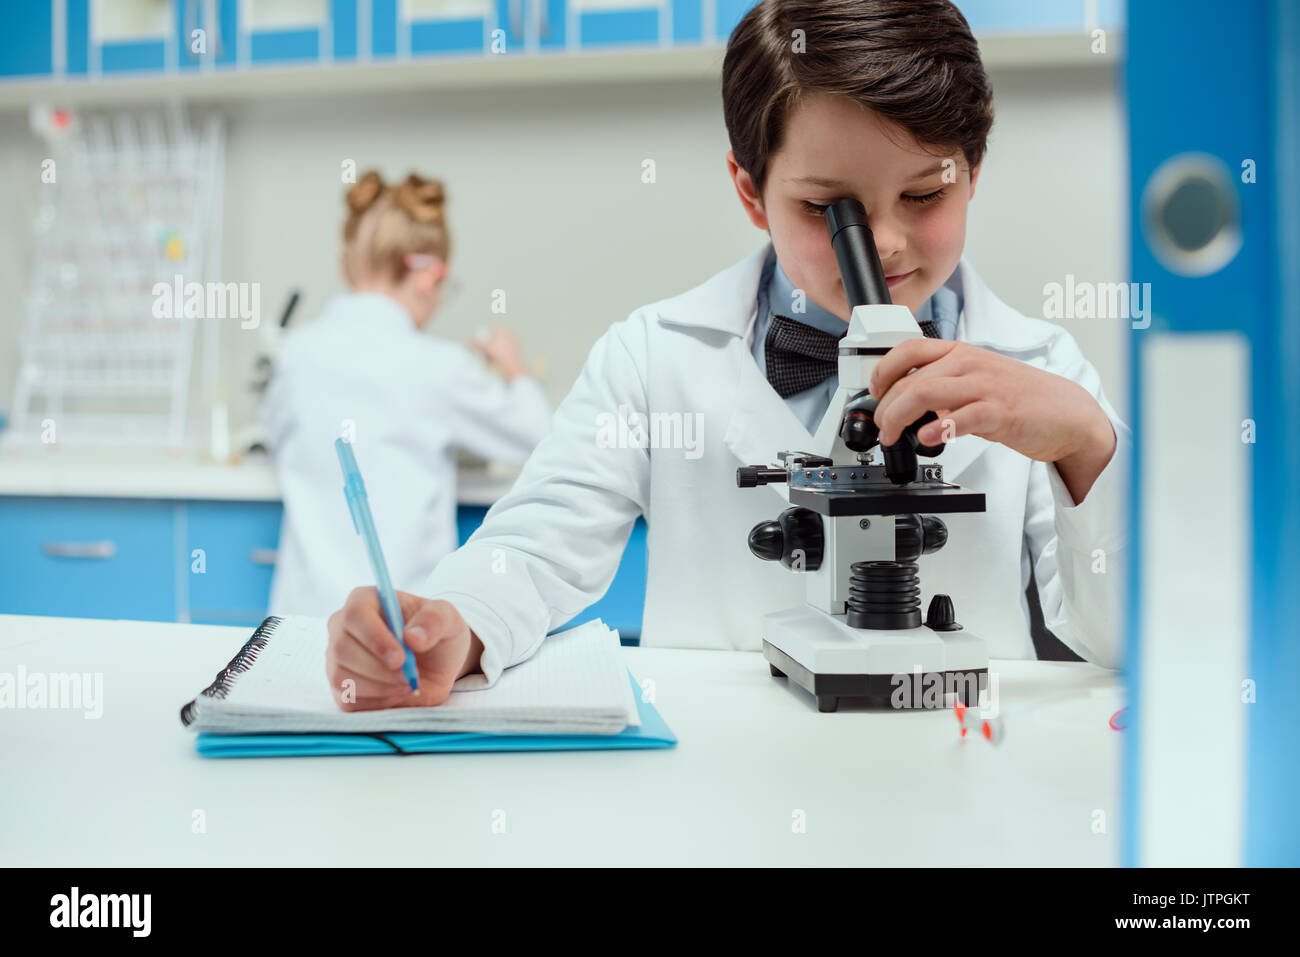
[492,0,522,55]
[578,5,658,48]
[537,0,566,49]
[66,0,89,74]
[333,0,358,59]
[176,0,198,73]
[371,0,398,56]
[672,0,701,44]
[0,2,53,76]
[1252,0,1300,869]
[1126,0,1299,867]
[216,0,238,66]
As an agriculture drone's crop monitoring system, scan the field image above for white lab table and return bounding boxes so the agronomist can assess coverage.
[0,614,1124,866]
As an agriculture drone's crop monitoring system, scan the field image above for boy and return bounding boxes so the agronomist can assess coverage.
[323,0,1128,710]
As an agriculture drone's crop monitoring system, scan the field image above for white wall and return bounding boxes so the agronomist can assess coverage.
[0,59,1129,439]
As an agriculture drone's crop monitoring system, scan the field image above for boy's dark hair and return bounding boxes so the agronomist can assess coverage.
[722,0,994,198]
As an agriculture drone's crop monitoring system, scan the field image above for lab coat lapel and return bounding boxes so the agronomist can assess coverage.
[721,342,816,506]
[656,242,807,506]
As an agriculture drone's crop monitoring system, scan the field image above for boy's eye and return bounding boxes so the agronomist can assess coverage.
[903,188,946,206]
[802,189,945,217]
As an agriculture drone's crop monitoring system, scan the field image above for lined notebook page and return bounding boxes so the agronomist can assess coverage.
[184,615,639,736]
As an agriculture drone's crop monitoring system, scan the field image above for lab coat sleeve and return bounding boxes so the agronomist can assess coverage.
[1022,329,1131,670]
[439,354,554,465]
[419,317,651,688]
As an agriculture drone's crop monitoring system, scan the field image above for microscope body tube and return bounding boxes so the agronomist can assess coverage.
[825,199,893,308]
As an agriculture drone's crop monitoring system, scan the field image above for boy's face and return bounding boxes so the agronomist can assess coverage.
[728,92,979,321]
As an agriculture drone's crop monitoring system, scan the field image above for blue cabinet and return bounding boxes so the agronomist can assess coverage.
[0,497,177,621]
[184,501,282,625]
[0,496,649,641]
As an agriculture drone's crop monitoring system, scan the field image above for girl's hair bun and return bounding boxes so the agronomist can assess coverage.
[394,173,446,224]
[346,170,387,214]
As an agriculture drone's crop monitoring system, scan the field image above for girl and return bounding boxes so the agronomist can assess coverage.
[263,170,552,618]
[323,0,1129,710]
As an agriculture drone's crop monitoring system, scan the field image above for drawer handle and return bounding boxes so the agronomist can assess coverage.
[249,548,278,566]
[42,541,117,559]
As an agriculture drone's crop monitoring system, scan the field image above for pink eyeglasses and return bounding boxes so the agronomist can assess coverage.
[403,253,463,303]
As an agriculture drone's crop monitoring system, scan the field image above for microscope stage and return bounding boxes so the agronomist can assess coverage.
[787,484,986,516]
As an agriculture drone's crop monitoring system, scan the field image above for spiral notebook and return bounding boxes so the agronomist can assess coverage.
[180,615,676,758]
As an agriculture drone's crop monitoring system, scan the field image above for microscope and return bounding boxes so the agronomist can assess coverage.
[737,198,988,712]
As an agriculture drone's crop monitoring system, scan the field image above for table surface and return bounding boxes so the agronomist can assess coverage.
[0,614,1125,866]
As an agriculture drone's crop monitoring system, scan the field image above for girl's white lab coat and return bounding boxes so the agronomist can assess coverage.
[262,291,552,618]
[423,244,1131,686]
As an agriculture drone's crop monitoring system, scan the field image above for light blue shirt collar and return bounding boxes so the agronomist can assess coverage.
[766,257,852,338]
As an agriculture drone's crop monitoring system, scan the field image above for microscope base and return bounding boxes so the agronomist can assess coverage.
[761,605,988,713]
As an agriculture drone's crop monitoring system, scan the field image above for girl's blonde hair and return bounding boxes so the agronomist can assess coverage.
[342,169,451,283]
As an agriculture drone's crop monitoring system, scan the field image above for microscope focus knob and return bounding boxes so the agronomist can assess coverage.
[839,391,881,453]
[747,521,785,561]
[746,507,823,571]
[893,514,949,560]
[921,515,948,553]
[925,594,962,631]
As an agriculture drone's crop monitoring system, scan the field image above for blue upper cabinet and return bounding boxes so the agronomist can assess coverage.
[0,1,1126,81]
[403,0,493,57]
[572,0,659,48]
[712,0,753,43]
[0,2,53,77]
[952,0,1124,34]
[244,0,326,64]
[89,0,169,74]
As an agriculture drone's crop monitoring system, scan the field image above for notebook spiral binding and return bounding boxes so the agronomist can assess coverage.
[179,616,283,727]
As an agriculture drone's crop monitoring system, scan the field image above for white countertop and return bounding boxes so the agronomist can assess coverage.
[0,448,520,506]
[0,614,1124,866]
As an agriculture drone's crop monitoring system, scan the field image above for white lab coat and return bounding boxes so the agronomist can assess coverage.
[423,243,1131,686]
[262,291,553,618]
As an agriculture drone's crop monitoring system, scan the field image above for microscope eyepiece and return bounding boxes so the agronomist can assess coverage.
[826,197,892,308]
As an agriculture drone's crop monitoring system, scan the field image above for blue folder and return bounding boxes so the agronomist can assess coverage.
[194,671,676,758]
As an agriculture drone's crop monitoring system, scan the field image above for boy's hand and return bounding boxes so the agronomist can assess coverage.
[868,338,1116,503]
[326,588,484,711]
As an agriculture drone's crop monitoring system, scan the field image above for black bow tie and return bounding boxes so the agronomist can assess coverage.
[764,312,943,399]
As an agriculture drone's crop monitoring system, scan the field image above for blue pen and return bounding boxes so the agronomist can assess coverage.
[335,438,420,692]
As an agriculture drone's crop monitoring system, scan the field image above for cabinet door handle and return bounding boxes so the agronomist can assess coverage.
[42,541,117,559]
[249,548,278,566]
